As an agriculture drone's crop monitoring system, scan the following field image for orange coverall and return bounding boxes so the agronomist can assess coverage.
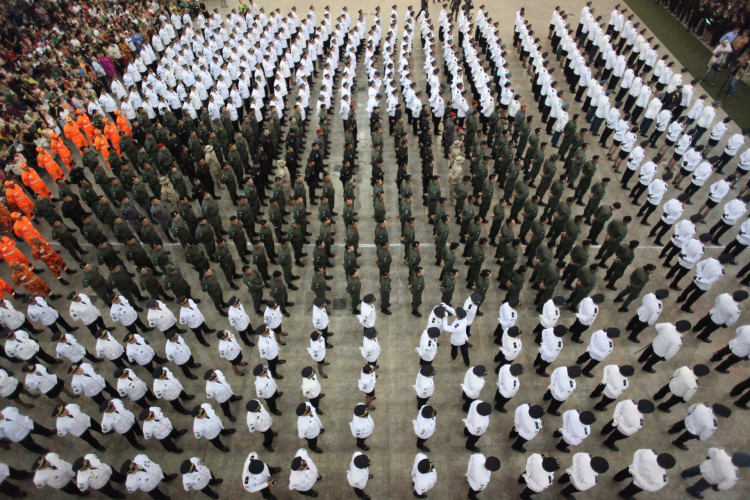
[0,236,32,266]
[11,262,50,297]
[50,134,73,170]
[77,111,95,144]
[20,166,52,198]
[64,119,87,153]
[31,238,67,279]
[4,182,34,217]
[115,111,132,138]
[36,149,65,182]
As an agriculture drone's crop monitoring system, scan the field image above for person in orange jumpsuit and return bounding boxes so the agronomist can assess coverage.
[103,118,122,157]
[0,236,33,267]
[30,237,74,284]
[20,164,52,198]
[4,181,35,218]
[11,212,44,247]
[10,261,56,299]
[50,132,73,170]
[76,109,95,144]
[93,129,111,168]
[64,117,87,154]
[36,147,65,183]
[0,202,16,236]
[0,277,17,300]
[114,110,132,138]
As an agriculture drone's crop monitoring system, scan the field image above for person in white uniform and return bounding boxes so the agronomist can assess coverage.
[32,453,79,495]
[192,402,235,452]
[613,450,675,498]
[412,453,437,498]
[152,365,195,415]
[544,365,582,415]
[510,403,545,452]
[0,405,55,453]
[121,454,177,500]
[682,449,750,498]
[461,365,487,412]
[349,403,375,451]
[653,363,710,412]
[296,401,324,454]
[347,452,372,500]
[519,454,560,499]
[68,291,108,335]
[53,402,106,451]
[253,364,283,416]
[180,457,222,499]
[602,399,655,451]
[591,364,635,411]
[558,454,609,498]
[466,454,501,499]
[99,398,144,450]
[554,409,596,453]
[96,329,127,368]
[204,368,242,422]
[72,454,126,498]
[668,403,731,450]
[242,451,281,497]
[288,449,320,497]
[625,289,669,342]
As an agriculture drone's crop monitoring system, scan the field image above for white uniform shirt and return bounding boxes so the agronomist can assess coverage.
[523,453,553,493]
[246,402,273,433]
[76,454,113,491]
[193,403,224,440]
[165,336,193,365]
[347,451,370,489]
[101,399,135,434]
[258,334,279,361]
[357,303,377,328]
[117,369,148,401]
[613,400,644,436]
[549,367,577,401]
[27,297,59,326]
[349,413,374,439]
[684,403,718,440]
[630,449,668,492]
[228,304,251,331]
[729,325,750,357]
[413,405,437,439]
[463,400,490,436]
[500,329,522,361]
[24,363,58,394]
[0,368,19,397]
[514,404,542,440]
[147,301,177,331]
[70,363,106,397]
[69,294,101,325]
[206,370,234,404]
[600,364,629,399]
[587,329,614,361]
[652,322,683,359]
[461,368,486,399]
[126,334,156,365]
[179,300,205,328]
[312,306,329,330]
[218,332,242,361]
[110,297,139,326]
[34,453,75,490]
[125,454,164,493]
[560,409,590,446]
[301,375,322,399]
[55,333,86,362]
[709,293,741,326]
[254,372,278,399]
[182,457,211,492]
[539,299,560,328]
[143,407,173,440]
[700,448,739,490]
[416,329,439,362]
[289,449,318,492]
[153,368,184,401]
[466,453,492,492]
[242,452,271,493]
[412,453,437,495]
[636,293,663,325]
[297,404,323,439]
[0,406,34,442]
[56,403,91,437]
[497,364,520,398]
[693,257,724,291]
[575,297,599,326]
[0,300,26,330]
[567,453,598,491]
[263,306,283,330]
[444,316,469,346]
[96,333,125,360]
[539,328,564,363]
[360,337,381,363]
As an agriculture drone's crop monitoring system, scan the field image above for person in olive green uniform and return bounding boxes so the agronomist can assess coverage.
[548,197,575,243]
[530,244,554,288]
[440,242,460,281]
[441,268,458,304]
[374,219,389,248]
[587,202,621,244]
[165,265,196,303]
[426,176,442,222]
[346,269,362,314]
[287,221,306,266]
[613,264,656,312]
[409,267,426,317]
[535,262,565,312]
[535,154,559,200]
[372,268,392,317]
[406,241,422,285]
[108,264,147,308]
[171,212,192,248]
[185,240,210,278]
[541,174,568,221]
[433,214,450,266]
[466,238,488,289]
[139,218,163,247]
[555,216,584,266]
[582,178,610,224]
[487,199,508,245]
[277,240,299,290]
[201,268,227,316]
[504,265,528,303]
[242,266,265,315]
[97,241,128,271]
[51,220,87,263]
[216,239,241,290]
[81,263,113,303]
[311,266,328,301]
[561,240,592,289]
[228,217,250,264]
[595,216,632,266]
[374,241,392,276]
[604,240,639,290]
[252,240,271,282]
[139,267,173,302]
[498,239,521,289]
[574,156,600,205]
[195,217,217,261]
[462,215,482,258]
[236,197,256,240]
[567,264,601,310]
[269,271,292,317]
[343,244,359,276]
[475,269,492,301]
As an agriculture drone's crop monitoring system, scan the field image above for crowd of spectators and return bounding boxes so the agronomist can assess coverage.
[658,0,749,46]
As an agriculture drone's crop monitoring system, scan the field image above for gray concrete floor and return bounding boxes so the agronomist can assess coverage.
[4,0,750,498]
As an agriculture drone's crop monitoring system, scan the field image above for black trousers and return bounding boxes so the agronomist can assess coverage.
[451,344,470,366]
[464,427,481,449]
[693,315,721,340]
[85,316,107,336]
[626,315,649,340]
[676,282,707,309]
[568,319,590,342]
[158,430,182,453]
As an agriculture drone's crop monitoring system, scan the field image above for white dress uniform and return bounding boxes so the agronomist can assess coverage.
[350,412,374,439]
[193,403,224,440]
[0,299,26,330]
[684,403,718,440]
[549,367,577,401]
[600,365,630,399]
[357,302,377,328]
[242,452,271,493]
[55,403,92,437]
[218,331,242,361]
[0,406,34,442]
[539,299,561,329]
[254,370,278,399]
[34,453,75,490]
[413,404,437,440]
[4,330,40,360]
[101,399,136,434]
[444,316,469,346]
[652,323,683,360]
[69,294,102,326]
[498,302,518,330]
[426,304,454,332]
[612,400,645,437]
[514,404,543,441]
[55,333,86,362]
[707,293,742,327]
[461,368,486,399]
[76,454,113,492]
[523,453,554,493]
[575,297,599,327]
[306,334,326,363]
[466,453,493,492]
[586,329,614,361]
[463,400,490,436]
[360,336,381,363]
[312,304,329,331]
[125,334,156,365]
[165,335,192,366]
[71,363,106,397]
[228,303,251,332]
[301,374,322,400]
[118,369,148,402]
[147,301,177,331]
[668,366,701,401]
[24,363,58,394]
[500,328,523,361]
[566,452,598,492]
[179,299,205,329]
[182,457,211,492]
[206,370,234,404]
[635,293,663,325]
[0,368,19,398]
[697,448,739,490]
[416,327,440,362]
[263,306,283,331]
[143,407,173,440]
[110,297,139,327]
[258,333,279,362]
[539,328,564,363]
[727,325,750,358]
[629,449,669,492]
[246,401,273,434]
[414,371,435,401]
[289,449,318,492]
[125,454,164,494]
[297,403,323,439]
[412,453,437,495]
[153,367,184,401]
[560,410,591,446]
[347,451,369,490]
[96,332,125,361]
[26,296,59,326]
[497,364,521,399]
